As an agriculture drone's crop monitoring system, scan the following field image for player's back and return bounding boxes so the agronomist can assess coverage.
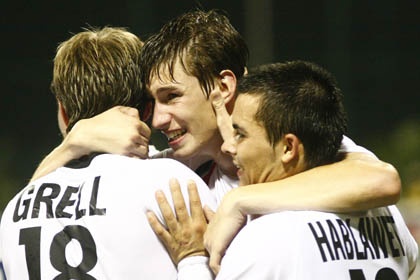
[0,154,216,280]
[217,206,418,279]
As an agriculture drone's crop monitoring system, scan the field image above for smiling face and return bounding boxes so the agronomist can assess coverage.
[223,94,287,186]
[148,60,223,162]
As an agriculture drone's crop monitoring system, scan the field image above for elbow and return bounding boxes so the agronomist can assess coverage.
[378,162,401,205]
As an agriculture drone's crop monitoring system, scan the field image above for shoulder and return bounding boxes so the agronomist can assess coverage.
[232,211,345,251]
[218,211,319,278]
[230,211,318,251]
[92,154,192,174]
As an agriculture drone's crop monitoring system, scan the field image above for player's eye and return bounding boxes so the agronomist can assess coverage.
[166,93,180,102]
[233,130,244,141]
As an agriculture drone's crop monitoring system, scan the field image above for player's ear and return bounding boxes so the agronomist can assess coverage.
[217,69,237,113]
[57,101,69,136]
[141,101,153,122]
[281,134,301,164]
[58,101,69,126]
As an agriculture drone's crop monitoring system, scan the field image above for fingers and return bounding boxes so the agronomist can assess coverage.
[210,91,233,142]
[127,139,149,159]
[135,120,152,139]
[149,180,208,265]
[146,210,172,243]
[116,105,140,118]
[169,178,189,224]
[155,190,178,230]
[187,180,205,220]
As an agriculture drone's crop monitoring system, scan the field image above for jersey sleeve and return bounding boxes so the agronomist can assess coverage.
[339,135,377,158]
[177,256,214,280]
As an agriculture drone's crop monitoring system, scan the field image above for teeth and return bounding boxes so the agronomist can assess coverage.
[165,129,187,141]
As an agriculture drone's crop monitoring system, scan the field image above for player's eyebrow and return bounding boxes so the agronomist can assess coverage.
[155,85,180,95]
[233,123,246,135]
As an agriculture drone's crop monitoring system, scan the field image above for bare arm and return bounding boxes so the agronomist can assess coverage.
[31,106,151,181]
[233,152,400,214]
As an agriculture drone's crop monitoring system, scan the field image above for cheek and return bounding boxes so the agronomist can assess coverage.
[239,145,272,183]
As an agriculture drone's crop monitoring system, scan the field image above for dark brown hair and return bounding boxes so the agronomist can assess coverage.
[140,9,249,97]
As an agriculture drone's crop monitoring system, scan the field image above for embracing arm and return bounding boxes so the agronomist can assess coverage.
[205,152,401,272]
[233,152,400,214]
[31,106,151,181]
[211,90,401,213]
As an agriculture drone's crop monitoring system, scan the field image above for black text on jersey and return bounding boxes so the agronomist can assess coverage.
[308,216,405,262]
[12,176,106,222]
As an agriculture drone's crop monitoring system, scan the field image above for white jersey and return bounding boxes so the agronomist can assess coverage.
[217,205,418,279]
[0,215,5,280]
[0,154,217,280]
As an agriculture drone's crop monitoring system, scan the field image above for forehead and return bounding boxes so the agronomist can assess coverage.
[148,60,197,92]
[232,94,261,127]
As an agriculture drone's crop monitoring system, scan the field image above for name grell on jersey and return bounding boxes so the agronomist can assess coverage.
[308,215,405,262]
[12,176,106,222]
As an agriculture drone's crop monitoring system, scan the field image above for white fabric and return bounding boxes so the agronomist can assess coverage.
[340,135,376,158]
[0,155,217,280]
[178,256,214,280]
[208,166,238,206]
[151,149,239,204]
[148,144,161,157]
[217,205,418,279]
[0,214,5,280]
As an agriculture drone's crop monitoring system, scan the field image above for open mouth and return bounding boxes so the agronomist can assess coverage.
[164,129,187,142]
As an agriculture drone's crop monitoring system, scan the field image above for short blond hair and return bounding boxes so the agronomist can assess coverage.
[51,27,144,132]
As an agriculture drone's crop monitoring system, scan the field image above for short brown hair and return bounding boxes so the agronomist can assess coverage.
[51,27,144,132]
[237,61,347,169]
[140,10,249,97]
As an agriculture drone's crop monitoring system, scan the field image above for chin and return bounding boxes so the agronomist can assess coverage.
[238,179,248,187]
[172,146,197,160]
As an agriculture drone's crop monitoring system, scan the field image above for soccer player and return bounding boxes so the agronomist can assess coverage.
[29,9,401,269]
[152,61,418,279]
[0,27,216,279]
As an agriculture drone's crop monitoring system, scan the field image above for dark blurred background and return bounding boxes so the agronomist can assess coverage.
[0,1,419,210]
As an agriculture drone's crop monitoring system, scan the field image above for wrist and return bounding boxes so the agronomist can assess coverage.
[63,119,91,157]
[226,185,267,217]
[223,187,247,217]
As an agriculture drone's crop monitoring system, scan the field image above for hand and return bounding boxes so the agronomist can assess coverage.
[146,179,208,265]
[210,91,234,142]
[203,189,247,275]
[66,106,151,158]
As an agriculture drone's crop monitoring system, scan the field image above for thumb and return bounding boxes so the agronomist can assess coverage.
[203,205,215,222]
[210,91,233,142]
[117,106,140,118]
